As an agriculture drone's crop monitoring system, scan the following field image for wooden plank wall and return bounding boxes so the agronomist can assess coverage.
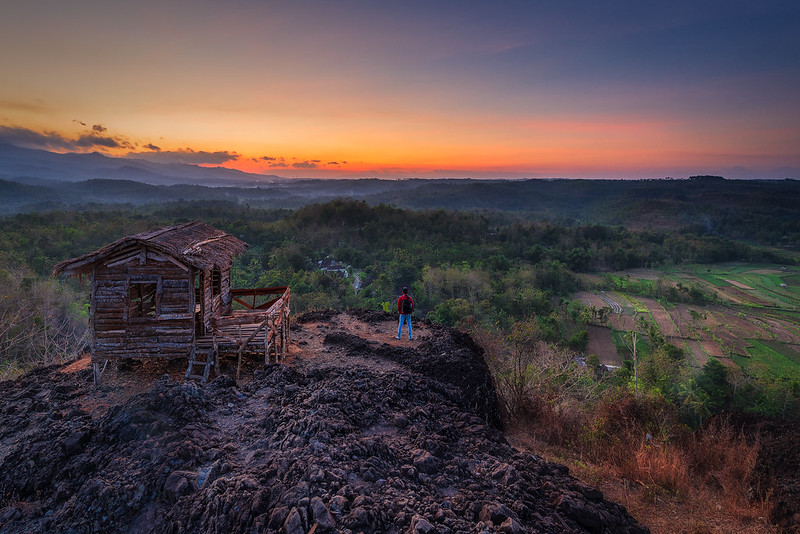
[203,265,232,329]
[91,251,193,361]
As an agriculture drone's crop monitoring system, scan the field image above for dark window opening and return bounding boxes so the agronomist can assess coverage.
[129,282,158,318]
[212,267,221,297]
[194,272,203,304]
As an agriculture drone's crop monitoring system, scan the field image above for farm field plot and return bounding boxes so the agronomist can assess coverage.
[572,291,633,330]
[735,339,800,379]
[683,339,710,366]
[573,291,611,310]
[699,339,725,359]
[586,325,622,367]
[682,264,800,309]
[574,263,800,380]
[637,297,679,337]
[760,317,800,345]
[759,340,800,366]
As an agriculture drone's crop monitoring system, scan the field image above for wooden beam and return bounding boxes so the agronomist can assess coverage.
[147,251,190,272]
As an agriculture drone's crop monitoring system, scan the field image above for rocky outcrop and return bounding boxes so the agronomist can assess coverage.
[0,309,648,533]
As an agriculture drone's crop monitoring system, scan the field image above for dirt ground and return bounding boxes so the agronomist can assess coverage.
[67,313,434,416]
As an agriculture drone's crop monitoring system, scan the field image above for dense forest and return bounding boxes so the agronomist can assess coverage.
[3,173,800,248]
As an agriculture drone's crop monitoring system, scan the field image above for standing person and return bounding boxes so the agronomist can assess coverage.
[396,287,414,340]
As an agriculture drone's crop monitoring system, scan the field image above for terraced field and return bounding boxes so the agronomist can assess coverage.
[573,263,800,379]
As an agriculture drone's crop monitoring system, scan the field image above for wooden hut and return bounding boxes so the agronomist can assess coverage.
[53,221,290,383]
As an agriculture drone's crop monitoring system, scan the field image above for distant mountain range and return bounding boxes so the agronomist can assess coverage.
[0,143,280,187]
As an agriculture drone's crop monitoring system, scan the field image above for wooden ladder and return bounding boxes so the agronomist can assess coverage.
[186,346,216,384]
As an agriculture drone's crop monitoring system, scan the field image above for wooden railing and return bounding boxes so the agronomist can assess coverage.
[209,286,291,380]
[231,286,289,311]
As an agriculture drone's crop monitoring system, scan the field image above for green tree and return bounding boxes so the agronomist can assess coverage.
[696,358,730,413]
[677,378,711,427]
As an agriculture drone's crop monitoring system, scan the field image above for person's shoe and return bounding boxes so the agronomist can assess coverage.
[409,337,413,340]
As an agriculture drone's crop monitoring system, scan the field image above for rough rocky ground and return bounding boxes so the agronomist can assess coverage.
[0,309,649,533]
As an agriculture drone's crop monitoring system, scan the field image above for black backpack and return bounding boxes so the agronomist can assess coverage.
[401,296,413,314]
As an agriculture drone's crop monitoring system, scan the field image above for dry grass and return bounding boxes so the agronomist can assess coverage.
[508,420,776,534]
[513,407,774,531]
[477,327,776,533]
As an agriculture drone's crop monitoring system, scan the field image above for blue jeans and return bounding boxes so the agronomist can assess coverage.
[398,314,412,339]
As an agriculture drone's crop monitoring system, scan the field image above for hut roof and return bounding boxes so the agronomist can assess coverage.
[53,221,248,277]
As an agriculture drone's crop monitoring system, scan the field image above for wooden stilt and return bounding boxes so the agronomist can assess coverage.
[93,359,109,386]
[264,322,269,365]
[185,345,196,379]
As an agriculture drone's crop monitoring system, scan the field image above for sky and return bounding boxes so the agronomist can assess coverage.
[1,0,799,179]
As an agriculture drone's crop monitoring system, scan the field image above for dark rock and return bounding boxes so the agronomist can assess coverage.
[408,514,436,533]
[283,507,305,534]
[329,495,349,515]
[310,497,336,531]
[479,503,520,525]
[63,430,89,455]
[412,450,438,474]
[574,482,603,502]
[163,471,194,499]
[498,517,525,534]
[557,495,601,530]
[346,506,372,529]
[269,506,290,529]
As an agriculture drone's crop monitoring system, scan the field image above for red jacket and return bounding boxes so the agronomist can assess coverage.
[397,294,414,314]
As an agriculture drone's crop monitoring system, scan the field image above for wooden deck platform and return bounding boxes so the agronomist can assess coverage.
[186,286,291,383]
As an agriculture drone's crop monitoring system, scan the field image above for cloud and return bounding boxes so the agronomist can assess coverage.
[255,156,289,167]
[0,124,134,152]
[76,131,134,150]
[143,143,161,151]
[92,124,107,133]
[292,160,319,169]
[254,156,345,169]
[0,125,75,150]
[127,147,240,165]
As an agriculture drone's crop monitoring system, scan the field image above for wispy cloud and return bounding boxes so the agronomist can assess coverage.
[253,155,288,167]
[76,123,134,150]
[292,160,319,169]
[0,124,133,151]
[250,155,346,170]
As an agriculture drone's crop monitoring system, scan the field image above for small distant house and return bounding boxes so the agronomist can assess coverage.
[53,221,290,383]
